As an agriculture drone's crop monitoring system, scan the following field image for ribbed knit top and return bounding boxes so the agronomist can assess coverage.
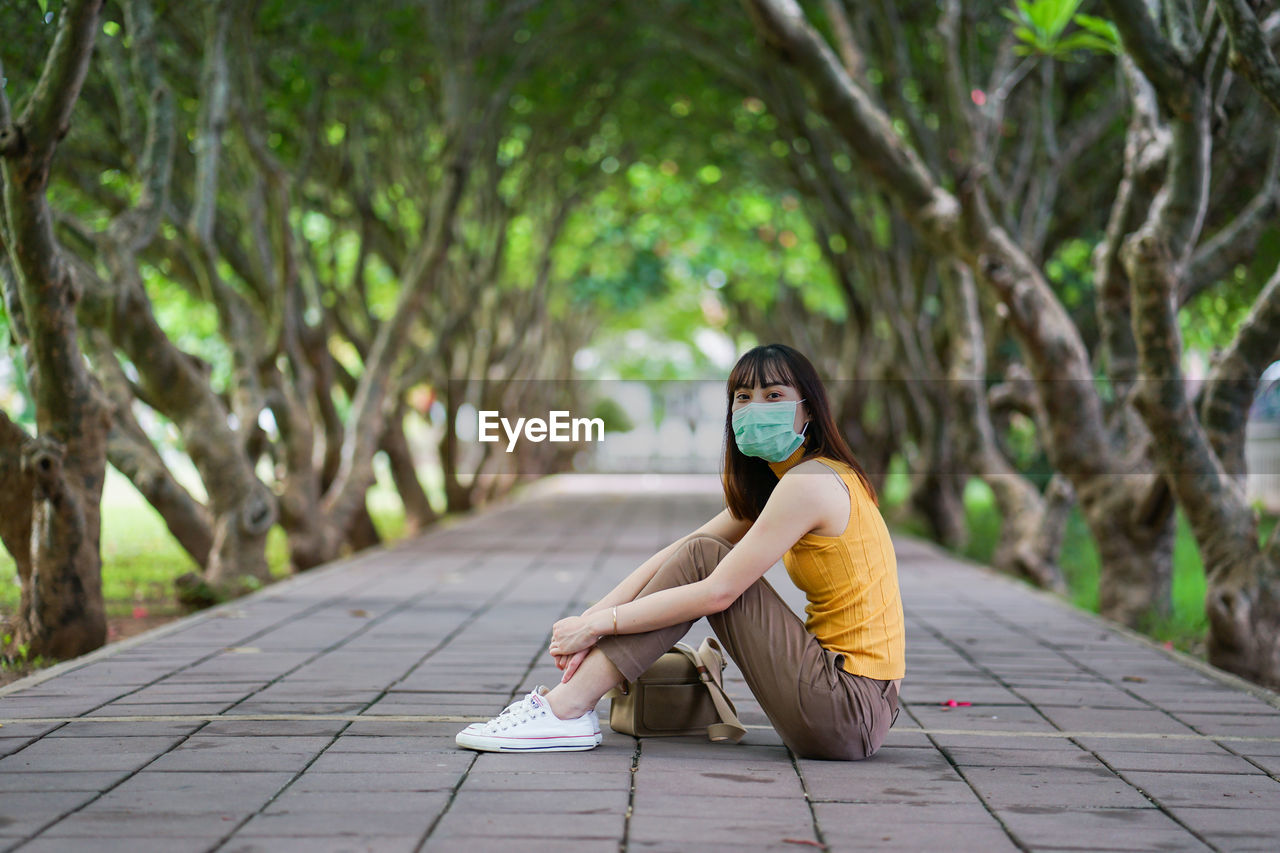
[766,439,906,680]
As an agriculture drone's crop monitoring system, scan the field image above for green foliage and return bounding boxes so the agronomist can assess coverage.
[1179,228,1280,354]
[1003,0,1121,58]
[1,631,54,675]
[570,243,668,312]
[587,396,635,433]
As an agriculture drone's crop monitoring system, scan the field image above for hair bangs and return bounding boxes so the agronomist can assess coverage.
[728,350,797,397]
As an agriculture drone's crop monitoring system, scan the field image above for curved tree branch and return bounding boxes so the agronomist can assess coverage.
[1199,264,1280,480]
[1217,0,1280,116]
[11,0,104,163]
[1103,0,1195,116]
[1182,140,1280,305]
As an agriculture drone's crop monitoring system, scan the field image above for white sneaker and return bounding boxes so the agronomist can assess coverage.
[456,686,601,752]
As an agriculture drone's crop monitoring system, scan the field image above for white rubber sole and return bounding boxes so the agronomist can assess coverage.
[455,729,601,752]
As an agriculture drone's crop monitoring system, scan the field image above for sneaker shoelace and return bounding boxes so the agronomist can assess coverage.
[479,693,545,733]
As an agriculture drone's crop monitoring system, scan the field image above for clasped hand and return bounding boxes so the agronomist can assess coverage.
[549,615,598,656]
[549,615,598,683]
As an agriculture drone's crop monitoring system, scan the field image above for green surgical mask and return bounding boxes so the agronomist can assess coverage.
[732,398,808,462]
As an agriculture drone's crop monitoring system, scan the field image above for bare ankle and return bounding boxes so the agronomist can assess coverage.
[545,688,590,720]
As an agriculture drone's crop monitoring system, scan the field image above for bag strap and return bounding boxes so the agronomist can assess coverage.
[672,638,747,743]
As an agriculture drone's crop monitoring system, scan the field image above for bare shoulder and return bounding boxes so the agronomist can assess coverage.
[773,460,851,537]
[789,458,850,494]
[778,458,849,532]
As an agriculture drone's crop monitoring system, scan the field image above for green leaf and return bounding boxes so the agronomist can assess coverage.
[1073,13,1121,45]
[1012,25,1043,50]
[1056,31,1120,55]
[1046,0,1085,40]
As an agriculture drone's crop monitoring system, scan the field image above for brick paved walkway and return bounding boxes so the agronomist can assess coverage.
[2,474,1279,852]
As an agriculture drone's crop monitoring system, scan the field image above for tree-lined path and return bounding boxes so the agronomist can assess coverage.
[2,474,1278,852]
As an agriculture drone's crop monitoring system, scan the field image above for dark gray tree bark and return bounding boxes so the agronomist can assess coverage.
[1106,0,1280,687]
[0,0,109,658]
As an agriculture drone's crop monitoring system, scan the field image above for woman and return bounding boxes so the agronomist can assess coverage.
[456,343,904,760]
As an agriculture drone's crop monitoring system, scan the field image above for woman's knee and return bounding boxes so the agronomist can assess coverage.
[661,533,733,582]
[793,738,876,761]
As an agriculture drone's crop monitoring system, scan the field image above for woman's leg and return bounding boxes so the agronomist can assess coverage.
[575,533,882,759]
[544,647,624,719]
[540,535,738,720]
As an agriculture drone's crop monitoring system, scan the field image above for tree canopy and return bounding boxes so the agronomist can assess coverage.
[2,0,1279,687]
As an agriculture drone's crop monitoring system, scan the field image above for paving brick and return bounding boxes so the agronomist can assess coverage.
[941,745,1103,768]
[263,790,451,815]
[0,735,181,772]
[325,734,459,752]
[236,808,436,838]
[0,770,128,792]
[288,771,461,793]
[429,811,622,840]
[0,790,100,838]
[461,769,631,792]
[226,838,421,853]
[1118,770,1280,809]
[16,837,219,852]
[813,800,998,827]
[995,806,1212,852]
[627,814,813,846]
[961,764,1155,809]
[37,812,256,838]
[1071,734,1235,754]
[0,723,59,740]
[1163,805,1280,849]
[44,720,203,738]
[1098,749,1268,773]
[197,720,347,737]
[820,819,1019,851]
[634,760,804,799]
[423,840,616,853]
[448,788,628,815]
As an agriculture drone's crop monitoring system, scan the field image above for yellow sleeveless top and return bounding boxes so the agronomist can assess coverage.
[766,439,906,680]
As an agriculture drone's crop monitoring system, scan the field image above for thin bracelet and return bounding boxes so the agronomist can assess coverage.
[612,605,618,635]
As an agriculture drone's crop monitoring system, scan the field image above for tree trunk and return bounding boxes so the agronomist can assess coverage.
[78,248,276,591]
[1106,0,1280,685]
[0,0,109,658]
[85,329,213,568]
[346,502,383,552]
[945,263,1068,592]
[382,402,437,534]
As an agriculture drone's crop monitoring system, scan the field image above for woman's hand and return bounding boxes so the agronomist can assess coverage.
[554,649,591,683]
[549,614,600,657]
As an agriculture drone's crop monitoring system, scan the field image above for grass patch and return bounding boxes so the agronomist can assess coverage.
[1,468,417,626]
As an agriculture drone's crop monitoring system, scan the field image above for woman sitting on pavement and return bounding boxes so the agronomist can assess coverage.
[456,343,904,760]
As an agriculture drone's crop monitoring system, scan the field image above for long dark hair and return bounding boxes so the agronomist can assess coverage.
[722,343,877,520]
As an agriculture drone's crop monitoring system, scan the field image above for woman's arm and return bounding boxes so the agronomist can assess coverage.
[580,508,754,618]
[551,476,818,655]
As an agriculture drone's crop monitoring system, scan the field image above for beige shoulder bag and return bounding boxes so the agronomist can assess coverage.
[605,637,746,743]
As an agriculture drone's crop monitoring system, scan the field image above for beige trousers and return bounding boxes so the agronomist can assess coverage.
[594,533,901,761]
